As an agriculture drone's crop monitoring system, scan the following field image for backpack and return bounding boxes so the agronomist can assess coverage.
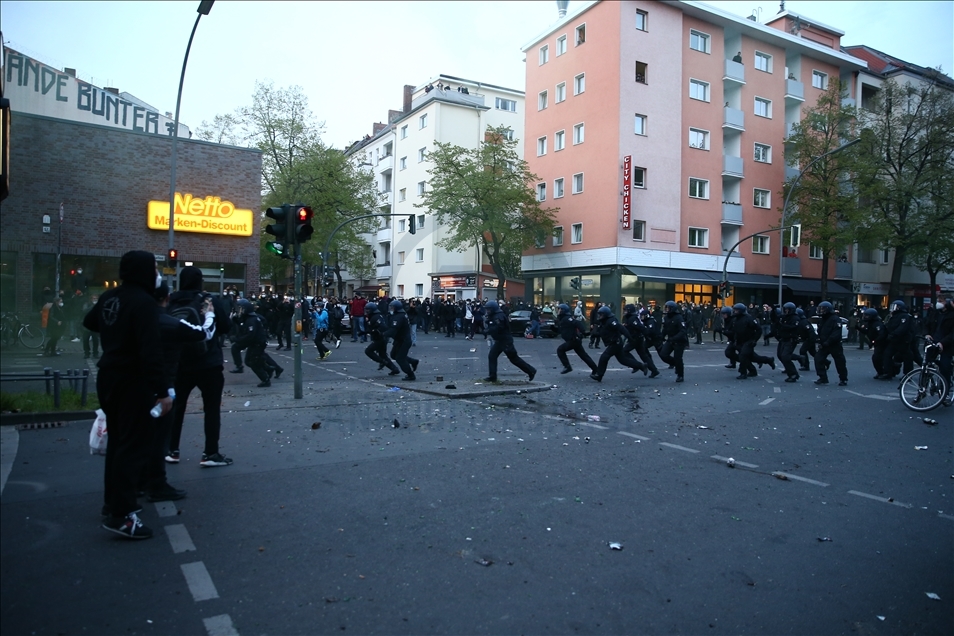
[332,305,345,321]
[170,293,210,359]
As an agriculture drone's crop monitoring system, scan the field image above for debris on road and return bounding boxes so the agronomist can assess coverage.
[773,472,789,481]
[926,592,941,601]
[817,537,833,542]
[388,387,401,392]
[244,401,251,407]
[914,446,928,450]
[726,458,736,468]
[923,418,938,425]
[445,384,456,389]
[392,419,401,429]
[475,558,493,567]
[608,542,623,550]
[311,422,321,429]
[587,415,601,422]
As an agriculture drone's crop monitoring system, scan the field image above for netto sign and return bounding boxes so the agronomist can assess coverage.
[148,193,254,237]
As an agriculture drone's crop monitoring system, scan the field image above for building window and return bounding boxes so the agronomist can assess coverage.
[635,9,648,31]
[398,251,406,265]
[753,188,771,208]
[554,177,565,198]
[573,123,584,144]
[752,235,770,254]
[495,97,517,112]
[415,283,424,297]
[574,73,586,95]
[689,79,710,102]
[398,219,406,233]
[415,248,424,262]
[556,82,566,103]
[538,90,548,110]
[754,97,772,118]
[398,188,406,202]
[397,284,404,296]
[857,247,874,263]
[556,35,567,56]
[534,233,545,249]
[688,178,709,199]
[555,129,565,151]
[419,113,428,129]
[633,167,646,188]
[634,114,647,136]
[572,173,584,194]
[539,44,549,65]
[418,147,426,162]
[537,136,547,156]
[378,242,390,265]
[537,182,547,201]
[754,51,773,73]
[417,181,426,196]
[689,29,710,53]
[399,156,407,170]
[417,214,425,229]
[635,61,647,84]
[688,227,709,248]
[575,24,586,46]
[754,143,771,163]
[785,224,801,248]
[632,220,646,241]
[880,249,890,264]
[812,70,828,89]
[689,127,709,150]
[809,243,824,259]
[502,128,514,141]
[572,223,583,243]
[553,226,564,246]
[400,125,407,139]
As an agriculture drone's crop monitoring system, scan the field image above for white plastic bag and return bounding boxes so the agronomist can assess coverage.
[89,409,107,455]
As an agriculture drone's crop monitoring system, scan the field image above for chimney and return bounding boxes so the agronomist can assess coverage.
[104,87,120,95]
[64,68,76,77]
[387,109,402,123]
[403,84,414,113]
[372,122,386,135]
[557,0,569,18]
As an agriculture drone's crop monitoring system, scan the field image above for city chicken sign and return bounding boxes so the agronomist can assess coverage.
[148,193,254,237]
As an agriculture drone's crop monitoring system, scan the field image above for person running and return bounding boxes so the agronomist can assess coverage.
[484,301,536,382]
[553,303,597,374]
[383,300,418,380]
[590,305,647,382]
[364,302,400,375]
[313,301,331,360]
[658,301,688,382]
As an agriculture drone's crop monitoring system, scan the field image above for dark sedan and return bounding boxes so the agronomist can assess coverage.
[508,310,556,337]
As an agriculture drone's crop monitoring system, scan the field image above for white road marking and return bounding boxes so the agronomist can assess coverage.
[203,614,239,636]
[181,562,220,602]
[659,442,700,454]
[844,390,898,401]
[580,422,608,430]
[765,378,776,384]
[710,455,758,468]
[618,431,650,441]
[166,524,197,553]
[848,490,912,508]
[939,513,954,522]
[772,472,829,487]
[447,357,478,360]
[0,426,19,497]
[154,501,178,518]
[759,397,776,405]
[774,387,782,393]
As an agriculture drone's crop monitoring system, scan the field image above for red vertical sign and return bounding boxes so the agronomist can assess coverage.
[621,155,631,230]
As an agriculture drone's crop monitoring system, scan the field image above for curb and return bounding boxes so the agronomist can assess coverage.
[396,381,554,399]
[0,410,96,427]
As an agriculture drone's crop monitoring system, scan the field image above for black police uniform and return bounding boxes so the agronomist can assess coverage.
[883,306,914,377]
[773,309,800,381]
[722,312,739,368]
[592,312,646,381]
[554,312,597,374]
[796,313,816,370]
[365,310,399,374]
[814,311,848,384]
[235,309,278,385]
[857,313,887,377]
[383,305,419,380]
[733,310,774,378]
[622,310,660,377]
[658,308,688,381]
[485,306,536,381]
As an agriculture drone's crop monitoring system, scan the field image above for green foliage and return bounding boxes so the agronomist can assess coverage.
[418,125,558,298]
[0,390,98,413]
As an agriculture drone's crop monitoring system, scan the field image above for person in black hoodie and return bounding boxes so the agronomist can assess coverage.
[167,266,233,467]
[83,250,171,540]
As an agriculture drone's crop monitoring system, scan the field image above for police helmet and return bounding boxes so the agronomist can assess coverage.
[720,306,732,315]
[638,308,650,318]
[817,301,834,314]
[795,308,805,317]
[863,308,879,320]
[236,298,253,314]
[624,303,636,315]
[665,300,679,313]
[783,302,796,315]
[597,305,613,320]
[365,302,378,315]
[733,303,747,314]
[557,303,571,316]
[389,299,403,312]
[890,299,906,313]
[484,300,499,313]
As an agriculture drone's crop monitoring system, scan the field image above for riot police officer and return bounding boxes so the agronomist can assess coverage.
[732,303,775,379]
[857,308,887,378]
[382,299,418,380]
[719,306,738,369]
[364,302,400,375]
[882,300,914,378]
[233,299,282,388]
[658,301,688,382]
[795,308,816,371]
[774,302,800,382]
[814,301,848,386]
[590,305,647,382]
[554,303,597,374]
[622,304,660,378]
[484,301,536,382]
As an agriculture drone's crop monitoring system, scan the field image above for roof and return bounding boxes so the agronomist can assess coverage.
[842,45,954,88]
[767,10,845,37]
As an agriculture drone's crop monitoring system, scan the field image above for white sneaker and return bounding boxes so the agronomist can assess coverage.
[70,337,80,342]
[335,339,341,349]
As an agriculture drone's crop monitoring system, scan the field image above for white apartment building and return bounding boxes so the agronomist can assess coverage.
[345,75,525,300]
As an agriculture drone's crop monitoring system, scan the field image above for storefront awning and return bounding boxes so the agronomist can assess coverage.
[783,278,852,295]
[624,267,719,284]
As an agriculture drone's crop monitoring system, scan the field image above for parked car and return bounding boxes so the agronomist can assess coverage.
[809,315,849,341]
[508,310,556,337]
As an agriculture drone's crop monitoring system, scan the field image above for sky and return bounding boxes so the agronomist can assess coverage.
[2,1,952,149]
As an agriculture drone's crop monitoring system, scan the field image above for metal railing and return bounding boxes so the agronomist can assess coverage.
[0,368,90,408]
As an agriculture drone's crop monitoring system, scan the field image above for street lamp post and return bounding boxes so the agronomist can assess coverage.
[777,137,860,306]
[168,1,214,280]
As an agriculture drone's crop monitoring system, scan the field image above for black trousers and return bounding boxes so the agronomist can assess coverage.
[391,340,418,376]
[143,409,175,493]
[488,339,535,379]
[595,342,643,377]
[170,365,225,457]
[816,343,848,382]
[659,340,686,377]
[245,344,273,382]
[777,340,798,377]
[99,370,154,517]
[739,340,772,376]
[883,340,913,376]
[623,339,658,374]
[557,338,597,372]
[366,339,398,372]
[724,341,739,366]
[798,340,816,369]
[230,342,245,370]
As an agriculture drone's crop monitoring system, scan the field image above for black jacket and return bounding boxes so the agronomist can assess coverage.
[858,317,886,346]
[169,290,231,368]
[731,313,761,345]
[598,315,629,346]
[367,312,388,342]
[554,313,586,342]
[816,313,843,348]
[772,312,800,342]
[383,308,412,344]
[233,312,267,349]
[157,307,211,384]
[884,310,914,344]
[661,311,689,344]
[485,310,514,344]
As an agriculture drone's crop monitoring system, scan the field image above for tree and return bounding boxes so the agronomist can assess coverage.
[853,77,954,300]
[418,125,558,299]
[908,160,954,303]
[783,78,860,300]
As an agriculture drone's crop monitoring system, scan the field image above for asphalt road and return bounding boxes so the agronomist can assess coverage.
[1,332,951,635]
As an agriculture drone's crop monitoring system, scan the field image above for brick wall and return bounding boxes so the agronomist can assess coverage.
[1,113,262,313]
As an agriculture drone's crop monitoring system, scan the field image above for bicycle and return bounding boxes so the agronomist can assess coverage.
[898,340,949,412]
[0,313,45,349]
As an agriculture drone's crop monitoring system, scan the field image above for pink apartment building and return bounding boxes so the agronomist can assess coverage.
[521,1,867,310]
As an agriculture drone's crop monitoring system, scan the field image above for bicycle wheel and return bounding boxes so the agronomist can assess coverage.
[18,324,45,349]
[899,368,948,412]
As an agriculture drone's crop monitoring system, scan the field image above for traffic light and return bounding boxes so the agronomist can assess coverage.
[569,276,581,291]
[294,205,314,244]
[719,280,733,299]
[322,265,334,287]
[408,215,416,235]
[265,204,291,259]
[168,248,178,268]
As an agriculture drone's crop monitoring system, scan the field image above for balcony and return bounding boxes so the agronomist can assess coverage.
[378,191,391,205]
[781,257,801,276]
[785,165,799,181]
[722,155,744,179]
[721,202,743,225]
[785,78,804,102]
[376,264,392,278]
[723,59,745,84]
[723,107,744,131]
[377,154,393,171]
[376,227,391,242]
[785,121,797,140]
[835,262,853,279]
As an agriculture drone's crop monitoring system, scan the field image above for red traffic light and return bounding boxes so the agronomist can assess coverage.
[70,269,76,276]
[297,206,313,221]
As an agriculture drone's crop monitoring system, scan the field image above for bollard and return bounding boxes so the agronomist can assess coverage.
[81,369,89,407]
[53,370,61,408]
[44,367,52,395]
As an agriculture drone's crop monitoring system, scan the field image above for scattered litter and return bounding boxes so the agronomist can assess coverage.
[475,558,493,567]
[445,384,457,389]
[584,437,590,443]
[325,597,339,603]
[147,620,153,624]
[436,376,444,382]
[727,458,736,468]
[773,473,789,481]
[608,542,623,550]
[914,446,928,451]
[469,349,477,353]
[817,537,833,542]
[244,401,251,407]
[877,616,885,621]
[697,425,709,429]
[311,422,321,429]
[731,516,741,521]
[388,387,401,392]
[926,592,941,601]
[922,418,938,425]
[392,419,401,429]
[587,415,601,422]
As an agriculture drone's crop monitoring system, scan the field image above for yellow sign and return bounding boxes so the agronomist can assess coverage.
[148,193,254,237]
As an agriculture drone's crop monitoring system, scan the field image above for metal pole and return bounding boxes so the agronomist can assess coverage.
[293,249,303,399]
[55,204,63,295]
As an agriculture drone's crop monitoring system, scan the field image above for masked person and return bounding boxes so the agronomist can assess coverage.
[364,302,400,375]
[484,301,536,382]
[658,301,689,382]
[382,299,418,380]
[813,301,848,386]
[553,303,597,375]
[773,303,800,382]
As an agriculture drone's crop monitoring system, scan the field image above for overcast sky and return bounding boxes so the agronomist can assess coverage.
[3,1,952,149]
